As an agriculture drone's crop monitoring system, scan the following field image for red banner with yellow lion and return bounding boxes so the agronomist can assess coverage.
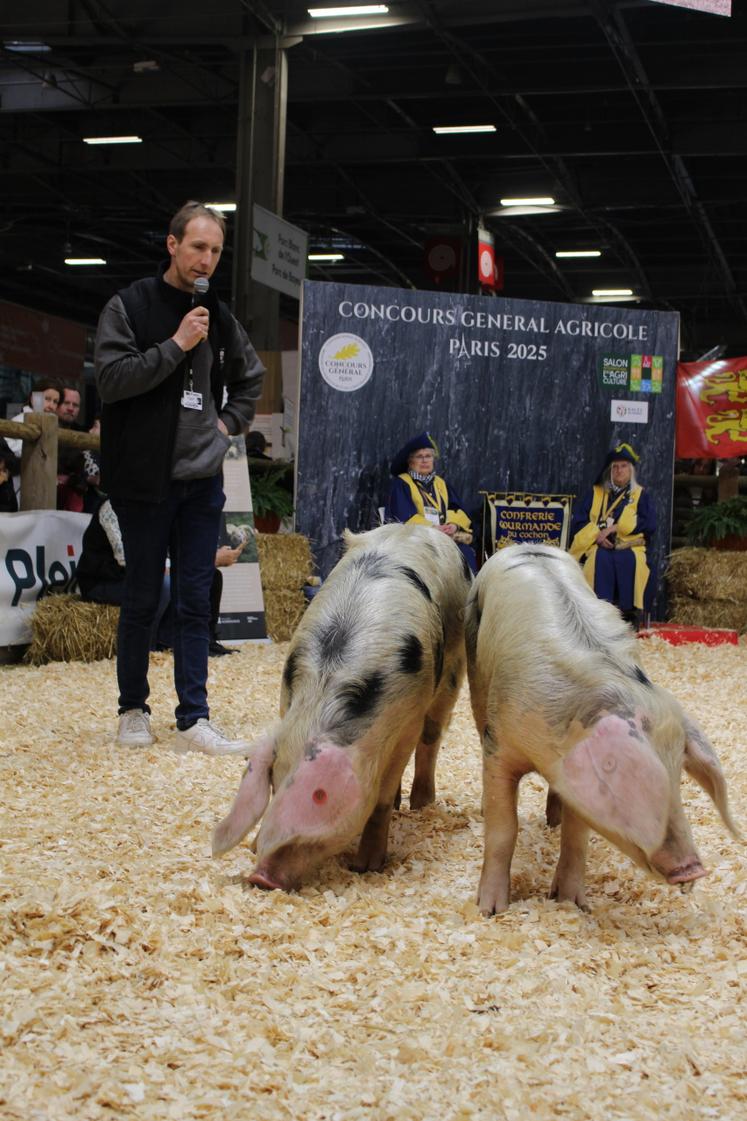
[676,357,747,458]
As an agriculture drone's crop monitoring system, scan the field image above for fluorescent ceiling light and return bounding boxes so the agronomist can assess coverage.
[65,257,106,266]
[205,202,236,212]
[309,253,344,261]
[4,40,51,52]
[592,288,633,297]
[500,196,555,207]
[433,124,496,135]
[308,4,388,15]
[555,249,601,258]
[83,135,142,145]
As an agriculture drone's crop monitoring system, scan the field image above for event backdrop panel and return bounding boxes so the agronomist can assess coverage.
[297,281,679,612]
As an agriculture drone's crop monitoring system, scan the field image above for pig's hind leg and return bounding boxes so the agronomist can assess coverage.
[478,745,526,916]
[549,804,591,911]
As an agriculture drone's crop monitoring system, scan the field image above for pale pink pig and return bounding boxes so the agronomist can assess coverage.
[212,523,471,890]
[465,543,742,914]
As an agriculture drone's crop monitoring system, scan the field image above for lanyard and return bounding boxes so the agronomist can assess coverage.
[600,487,629,526]
[416,481,445,520]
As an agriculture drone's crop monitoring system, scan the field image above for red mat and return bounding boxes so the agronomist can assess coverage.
[638,623,739,647]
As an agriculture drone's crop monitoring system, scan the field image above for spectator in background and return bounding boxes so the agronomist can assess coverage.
[6,379,62,459]
[57,384,83,427]
[6,379,62,505]
[245,429,271,460]
[569,442,656,629]
[82,414,103,512]
[0,437,19,512]
[56,385,90,512]
[385,431,477,574]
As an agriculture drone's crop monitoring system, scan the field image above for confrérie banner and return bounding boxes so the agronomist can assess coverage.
[676,357,747,458]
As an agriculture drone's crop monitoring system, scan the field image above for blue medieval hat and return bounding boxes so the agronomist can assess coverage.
[596,441,640,482]
[390,432,440,476]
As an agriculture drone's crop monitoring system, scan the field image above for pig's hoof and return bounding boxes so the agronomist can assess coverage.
[476,890,509,917]
[409,786,435,811]
[549,885,590,912]
[349,855,386,875]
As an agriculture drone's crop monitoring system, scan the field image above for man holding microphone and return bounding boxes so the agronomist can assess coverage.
[95,201,265,754]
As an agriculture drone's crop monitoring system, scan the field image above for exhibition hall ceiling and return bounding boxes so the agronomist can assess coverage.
[1,0,745,355]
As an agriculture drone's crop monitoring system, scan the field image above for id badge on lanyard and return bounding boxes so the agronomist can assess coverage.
[423,506,441,527]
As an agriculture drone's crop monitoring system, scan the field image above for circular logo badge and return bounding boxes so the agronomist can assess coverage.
[318,333,374,392]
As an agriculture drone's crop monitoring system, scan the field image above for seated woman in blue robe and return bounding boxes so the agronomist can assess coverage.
[385,432,477,574]
[569,442,656,627]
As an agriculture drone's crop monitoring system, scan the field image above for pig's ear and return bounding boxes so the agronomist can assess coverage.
[556,715,670,854]
[212,733,276,857]
[683,716,743,841]
[342,528,365,552]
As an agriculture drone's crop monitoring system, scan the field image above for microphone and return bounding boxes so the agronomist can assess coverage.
[192,276,210,306]
[185,277,210,387]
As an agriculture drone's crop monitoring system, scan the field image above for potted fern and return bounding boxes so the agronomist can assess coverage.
[250,467,294,533]
[685,495,747,550]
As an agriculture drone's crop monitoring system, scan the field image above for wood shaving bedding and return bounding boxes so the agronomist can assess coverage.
[1,638,745,1121]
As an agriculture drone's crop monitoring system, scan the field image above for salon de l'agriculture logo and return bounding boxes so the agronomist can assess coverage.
[599,353,663,393]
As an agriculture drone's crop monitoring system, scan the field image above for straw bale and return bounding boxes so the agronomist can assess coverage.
[25,593,119,665]
[669,594,747,633]
[1,638,746,1120]
[262,586,307,643]
[256,532,313,591]
[667,547,747,603]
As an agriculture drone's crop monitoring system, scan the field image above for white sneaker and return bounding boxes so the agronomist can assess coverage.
[173,718,250,757]
[116,709,154,747]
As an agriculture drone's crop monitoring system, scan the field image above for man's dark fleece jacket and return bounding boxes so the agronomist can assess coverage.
[94,262,265,503]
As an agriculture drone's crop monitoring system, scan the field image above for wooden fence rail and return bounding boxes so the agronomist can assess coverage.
[0,415,99,512]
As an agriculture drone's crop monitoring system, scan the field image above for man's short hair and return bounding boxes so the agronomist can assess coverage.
[169,200,227,241]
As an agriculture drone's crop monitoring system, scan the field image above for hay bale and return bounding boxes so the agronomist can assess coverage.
[667,547,747,603]
[256,532,314,641]
[668,594,747,633]
[262,587,307,643]
[25,594,119,665]
[256,532,313,591]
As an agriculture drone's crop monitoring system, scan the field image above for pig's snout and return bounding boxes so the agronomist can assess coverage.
[248,867,288,892]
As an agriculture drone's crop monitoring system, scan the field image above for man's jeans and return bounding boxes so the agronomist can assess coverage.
[112,474,225,727]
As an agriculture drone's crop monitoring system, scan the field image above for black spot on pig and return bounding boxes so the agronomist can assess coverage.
[304,742,322,761]
[632,665,652,687]
[354,552,391,580]
[459,549,473,583]
[399,634,424,675]
[339,672,385,722]
[397,565,432,602]
[317,617,351,666]
[282,649,299,698]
